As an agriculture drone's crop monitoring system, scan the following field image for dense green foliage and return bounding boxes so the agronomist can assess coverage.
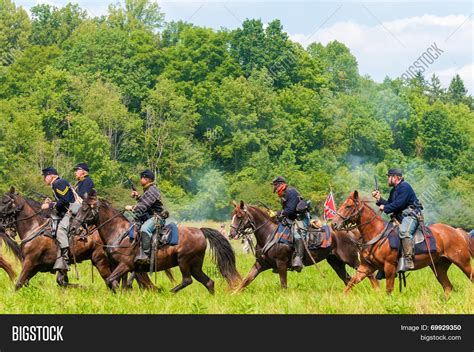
[0,0,472,226]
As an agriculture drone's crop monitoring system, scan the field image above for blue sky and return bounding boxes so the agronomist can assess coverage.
[15,1,474,92]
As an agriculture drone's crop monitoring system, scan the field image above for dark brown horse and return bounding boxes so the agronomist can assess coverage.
[0,188,151,290]
[332,191,473,295]
[229,201,378,291]
[69,193,241,293]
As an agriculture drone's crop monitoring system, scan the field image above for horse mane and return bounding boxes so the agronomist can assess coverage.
[98,198,130,223]
[247,205,278,224]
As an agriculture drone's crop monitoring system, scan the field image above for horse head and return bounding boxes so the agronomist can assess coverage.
[229,200,254,239]
[70,191,99,235]
[332,190,365,231]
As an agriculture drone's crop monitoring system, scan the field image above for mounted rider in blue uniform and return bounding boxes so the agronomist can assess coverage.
[272,176,310,272]
[372,168,421,271]
[41,167,78,271]
[125,170,166,266]
[73,163,96,199]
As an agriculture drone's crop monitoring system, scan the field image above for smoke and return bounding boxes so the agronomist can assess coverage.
[164,168,231,222]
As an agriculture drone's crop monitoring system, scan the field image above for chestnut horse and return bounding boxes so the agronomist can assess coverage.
[69,193,241,293]
[229,201,378,291]
[0,188,153,290]
[332,191,473,295]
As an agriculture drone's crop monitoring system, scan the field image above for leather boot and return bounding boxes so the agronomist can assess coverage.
[134,232,151,265]
[292,238,304,272]
[402,238,415,270]
[53,248,70,271]
[397,238,415,272]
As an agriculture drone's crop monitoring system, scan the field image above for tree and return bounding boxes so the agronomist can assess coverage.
[108,0,164,32]
[427,73,445,104]
[62,115,118,187]
[447,74,468,104]
[142,78,205,187]
[0,0,31,67]
[308,40,358,92]
[81,80,139,161]
[29,3,87,47]
[419,107,468,170]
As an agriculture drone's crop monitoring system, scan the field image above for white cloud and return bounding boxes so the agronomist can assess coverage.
[289,14,473,92]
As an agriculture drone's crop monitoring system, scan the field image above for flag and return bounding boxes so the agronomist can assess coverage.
[323,191,337,222]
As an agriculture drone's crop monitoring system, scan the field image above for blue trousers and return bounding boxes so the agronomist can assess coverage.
[399,214,418,239]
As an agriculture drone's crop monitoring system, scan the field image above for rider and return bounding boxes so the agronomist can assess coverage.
[271,176,308,272]
[125,170,165,266]
[41,167,76,271]
[73,163,95,199]
[372,168,421,271]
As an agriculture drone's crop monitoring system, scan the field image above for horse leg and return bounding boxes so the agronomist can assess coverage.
[91,253,114,289]
[15,260,38,290]
[275,259,288,289]
[367,273,380,290]
[447,253,473,282]
[134,272,156,290]
[343,264,374,294]
[326,255,351,286]
[234,261,268,292]
[431,258,453,297]
[106,263,131,292]
[383,263,397,294]
[170,262,193,294]
[191,264,215,294]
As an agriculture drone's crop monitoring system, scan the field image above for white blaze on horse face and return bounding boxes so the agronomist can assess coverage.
[231,214,237,228]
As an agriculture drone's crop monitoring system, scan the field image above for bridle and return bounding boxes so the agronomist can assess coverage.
[0,194,43,233]
[229,207,271,240]
[335,197,378,231]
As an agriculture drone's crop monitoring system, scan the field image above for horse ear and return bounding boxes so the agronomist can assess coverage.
[9,186,15,194]
[239,200,245,209]
[353,190,359,199]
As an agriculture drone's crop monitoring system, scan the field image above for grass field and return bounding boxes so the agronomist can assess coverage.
[0,221,472,314]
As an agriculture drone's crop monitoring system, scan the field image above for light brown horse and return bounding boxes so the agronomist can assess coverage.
[332,191,473,295]
[0,188,154,290]
[229,201,378,291]
[69,193,241,293]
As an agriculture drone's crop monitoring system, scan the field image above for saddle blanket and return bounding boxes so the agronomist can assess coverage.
[276,224,332,249]
[388,225,436,254]
[127,222,179,246]
[308,225,332,249]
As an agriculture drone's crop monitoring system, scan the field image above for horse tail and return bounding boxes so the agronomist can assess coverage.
[200,228,241,289]
[0,231,23,261]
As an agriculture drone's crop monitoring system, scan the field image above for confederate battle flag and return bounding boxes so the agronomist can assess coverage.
[323,191,337,222]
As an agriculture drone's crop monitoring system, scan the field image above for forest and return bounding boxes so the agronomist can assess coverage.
[0,0,472,226]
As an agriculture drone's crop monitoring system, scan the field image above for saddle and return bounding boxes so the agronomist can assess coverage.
[387,222,436,254]
[307,224,332,249]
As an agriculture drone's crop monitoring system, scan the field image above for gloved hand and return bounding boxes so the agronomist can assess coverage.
[124,205,134,211]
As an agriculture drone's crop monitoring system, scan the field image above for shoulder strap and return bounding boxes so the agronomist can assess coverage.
[69,183,83,204]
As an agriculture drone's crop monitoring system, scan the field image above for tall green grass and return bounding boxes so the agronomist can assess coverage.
[0,231,472,314]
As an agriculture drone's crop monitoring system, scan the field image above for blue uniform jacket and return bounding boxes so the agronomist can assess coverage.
[75,176,95,199]
[376,180,419,221]
[49,177,75,216]
[279,187,301,221]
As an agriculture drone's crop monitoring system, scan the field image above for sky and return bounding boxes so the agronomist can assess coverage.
[15,0,474,93]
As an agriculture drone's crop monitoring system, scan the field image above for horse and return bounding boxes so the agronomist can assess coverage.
[332,190,473,295]
[69,192,241,293]
[0,229,17,281]
[229,200,378,290]
[0,187,155,290]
